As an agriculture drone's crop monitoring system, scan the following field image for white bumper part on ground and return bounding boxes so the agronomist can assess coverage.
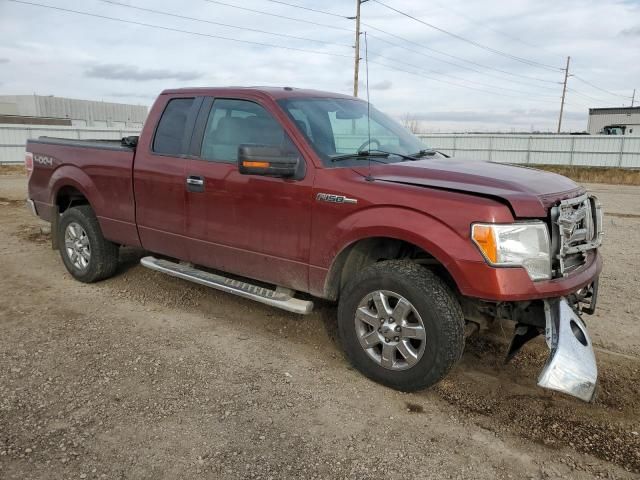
[538,298,598,402]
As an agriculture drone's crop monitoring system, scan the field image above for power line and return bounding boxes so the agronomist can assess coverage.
[209,0,578,99]
[261,0,348,19]
[566,88,611,105]
[366,58,569,105]
[222,0,563,90]
[4,0,353,58]
[367,49,561,99]
[571,74,633,100]
[363,23,560,85]
[202,0,353,32]
[369,0,563,72]
[567,87,631,107]
[95,0,353,48]
[366,33,559,93]
[430,0,544,51]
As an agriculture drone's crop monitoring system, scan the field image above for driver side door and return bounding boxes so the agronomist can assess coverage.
[184,97,314,292]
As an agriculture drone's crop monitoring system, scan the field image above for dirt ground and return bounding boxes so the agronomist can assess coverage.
[1,170,639,479]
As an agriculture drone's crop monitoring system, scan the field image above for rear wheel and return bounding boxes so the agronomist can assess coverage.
[58,205,119,283]
[338,260,464,391]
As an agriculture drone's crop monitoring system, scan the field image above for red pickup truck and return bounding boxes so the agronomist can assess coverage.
[25,87,603,401]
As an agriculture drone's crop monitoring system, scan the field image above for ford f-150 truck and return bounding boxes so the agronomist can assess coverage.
[25,87,603,401]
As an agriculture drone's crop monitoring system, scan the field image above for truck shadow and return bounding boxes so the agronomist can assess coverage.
[118,246,148,274]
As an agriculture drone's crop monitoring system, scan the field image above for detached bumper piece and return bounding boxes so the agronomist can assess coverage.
[538,298,598,402]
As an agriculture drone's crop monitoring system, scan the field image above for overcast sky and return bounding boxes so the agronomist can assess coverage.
[1,0,639,132]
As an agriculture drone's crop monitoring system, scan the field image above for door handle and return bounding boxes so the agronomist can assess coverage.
[186,175,205,192]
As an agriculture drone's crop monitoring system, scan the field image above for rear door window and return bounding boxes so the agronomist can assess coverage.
[153,98,195,155]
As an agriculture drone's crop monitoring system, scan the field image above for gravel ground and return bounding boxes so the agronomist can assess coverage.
[1,172,639,479]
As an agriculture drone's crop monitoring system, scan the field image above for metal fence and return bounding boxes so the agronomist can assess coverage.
[0,125,142,164]
[417,134,640,168]
[3,125,640,168]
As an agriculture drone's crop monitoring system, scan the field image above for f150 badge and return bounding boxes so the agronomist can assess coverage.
[316,192,358,205]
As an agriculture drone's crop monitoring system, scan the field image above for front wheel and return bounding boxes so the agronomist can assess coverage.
[338,260,465,391]
[58,205,119,283]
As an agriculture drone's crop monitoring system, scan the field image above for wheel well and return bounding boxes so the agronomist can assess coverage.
[325,237,457,301]
[56,186,89,213]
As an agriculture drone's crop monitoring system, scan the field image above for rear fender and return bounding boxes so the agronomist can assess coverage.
[49,164,104,216]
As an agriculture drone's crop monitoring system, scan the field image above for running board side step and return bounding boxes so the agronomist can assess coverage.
[140,256,314,315]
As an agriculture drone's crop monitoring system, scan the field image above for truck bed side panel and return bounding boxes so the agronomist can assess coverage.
[27,139,140,247]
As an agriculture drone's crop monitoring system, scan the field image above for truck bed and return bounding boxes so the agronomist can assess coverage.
[30,136,137,151]
[26,135,139,248]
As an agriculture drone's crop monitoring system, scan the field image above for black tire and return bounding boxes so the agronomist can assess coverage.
[338,260,464,392]
[57,205,119,283]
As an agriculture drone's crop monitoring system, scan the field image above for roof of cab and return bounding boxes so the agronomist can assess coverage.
[159,86,358,101]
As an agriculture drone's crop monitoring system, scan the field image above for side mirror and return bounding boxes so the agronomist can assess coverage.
[238,144,300,178]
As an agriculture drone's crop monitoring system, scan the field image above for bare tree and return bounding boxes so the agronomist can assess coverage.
[401,113,421,134]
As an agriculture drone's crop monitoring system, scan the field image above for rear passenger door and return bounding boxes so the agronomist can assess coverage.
[185,97,314,292]
[133,95,202,259]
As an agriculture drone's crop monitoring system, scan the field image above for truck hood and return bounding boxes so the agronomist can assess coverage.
[364,157,585,218]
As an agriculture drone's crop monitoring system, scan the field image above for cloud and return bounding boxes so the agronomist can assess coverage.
[1,0,636,132]
[0,58,9,64]
[85,64,202,82]
[371,80,393,90]
[620,26,640,36]
[107,92,157,100]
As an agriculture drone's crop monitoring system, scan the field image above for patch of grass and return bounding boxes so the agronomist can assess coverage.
[530,165,640,186]
[0,164,26,176]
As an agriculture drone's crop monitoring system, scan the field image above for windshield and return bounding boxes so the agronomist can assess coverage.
[277,97,431,166]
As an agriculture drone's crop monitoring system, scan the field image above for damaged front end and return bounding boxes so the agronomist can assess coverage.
[461,192,603,402]
[511,194,601,401]
[537,295,598,402]
[467,289,599,402]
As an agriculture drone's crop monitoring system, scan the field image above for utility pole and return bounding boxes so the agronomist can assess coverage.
[557,56,570,134]
[352,0,363,97]
[632,89,636,107]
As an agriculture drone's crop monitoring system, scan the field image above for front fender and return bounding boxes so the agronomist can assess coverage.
[316,206,488,298]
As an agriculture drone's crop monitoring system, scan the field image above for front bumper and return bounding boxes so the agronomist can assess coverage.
[538,298,598,402]
[454,250,602,302]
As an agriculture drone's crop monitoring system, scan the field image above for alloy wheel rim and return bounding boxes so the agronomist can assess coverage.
[64,222,91,271]
[354,290,427,371]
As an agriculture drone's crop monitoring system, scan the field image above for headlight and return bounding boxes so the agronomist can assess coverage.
[471,222,551,281]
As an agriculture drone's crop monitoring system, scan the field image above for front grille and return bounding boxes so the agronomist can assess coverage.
[550,194,603,277]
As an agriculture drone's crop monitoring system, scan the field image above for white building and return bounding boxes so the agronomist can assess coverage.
[0,94,148,128]
[587,106,640,135]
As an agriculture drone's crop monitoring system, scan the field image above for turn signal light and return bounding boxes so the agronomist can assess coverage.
[471,224,498,263]
[242,161,270,168]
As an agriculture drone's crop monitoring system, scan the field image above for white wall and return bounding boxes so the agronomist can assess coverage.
[0,95,148,127]
[0,124,142,164]
[418,134,640,168]
[3,127,640,168]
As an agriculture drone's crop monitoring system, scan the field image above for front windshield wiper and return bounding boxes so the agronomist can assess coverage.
[408,149,438,158]
[330,150,390,162]
[331,149,420,163]
[367,149,421,162]
[330,148,436,163]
